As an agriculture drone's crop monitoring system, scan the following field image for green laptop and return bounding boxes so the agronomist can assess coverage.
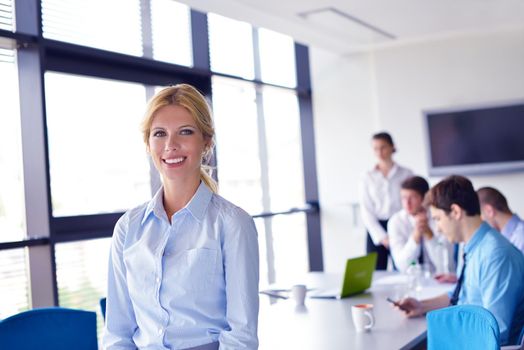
[309,252,378,299]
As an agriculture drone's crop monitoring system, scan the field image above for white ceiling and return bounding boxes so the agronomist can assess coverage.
[181,0,524,53]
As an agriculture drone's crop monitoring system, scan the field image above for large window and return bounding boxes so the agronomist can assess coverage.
[0,248,29,319]
[0,0,14,31]
[42,0,143,56]
[258,28,297,88]
[44,73,151,217]
[212,77,262,214]
[55,238,111,337]
[262,86,304,211]
[151,0,192,66]
[208,13,254,79]
[210,17,309,284]
[0,50,26,243]
[0,0,318,330]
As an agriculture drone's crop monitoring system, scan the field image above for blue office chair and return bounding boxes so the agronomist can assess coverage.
[0,307,98,350]
[427,305,500,350]
[100,297,107,321]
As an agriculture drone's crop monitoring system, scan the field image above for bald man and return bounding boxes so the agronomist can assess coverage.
[477,187,524,254]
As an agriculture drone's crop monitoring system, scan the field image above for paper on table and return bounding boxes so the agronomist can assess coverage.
[373,274,411,286]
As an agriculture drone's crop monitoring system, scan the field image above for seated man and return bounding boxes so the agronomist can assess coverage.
[477,186,524,254]
[388,176,455,274]
[396,175,524,345]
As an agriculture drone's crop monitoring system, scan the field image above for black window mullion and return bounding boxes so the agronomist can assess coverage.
[295,43,323,272]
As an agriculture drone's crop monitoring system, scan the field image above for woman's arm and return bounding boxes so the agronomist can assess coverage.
[219,208,259,350]
[359,177,388,245]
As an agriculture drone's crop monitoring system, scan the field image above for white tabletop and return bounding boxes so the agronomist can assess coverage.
[258,271,453,350]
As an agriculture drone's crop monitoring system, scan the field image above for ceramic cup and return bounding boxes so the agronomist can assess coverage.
[351,303,375,332]
[291,284,307,306]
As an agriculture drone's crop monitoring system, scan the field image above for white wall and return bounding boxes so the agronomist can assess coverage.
[311,28,524,272]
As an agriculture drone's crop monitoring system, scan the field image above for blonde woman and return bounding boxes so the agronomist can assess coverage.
[103,84,259,350]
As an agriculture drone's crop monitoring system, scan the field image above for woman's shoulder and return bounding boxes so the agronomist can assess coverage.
[360,167,379,181]
[115,200,151,230]
[395,164,414,176]
[209,193,253,222]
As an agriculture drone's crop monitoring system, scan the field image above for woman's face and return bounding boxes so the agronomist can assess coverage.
[148,104,209,183]
[372,139,394,162]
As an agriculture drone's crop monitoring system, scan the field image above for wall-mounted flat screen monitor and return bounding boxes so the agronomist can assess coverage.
[424,101,524,176]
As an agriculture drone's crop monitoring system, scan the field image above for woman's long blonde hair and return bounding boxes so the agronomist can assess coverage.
[141,84,218,193]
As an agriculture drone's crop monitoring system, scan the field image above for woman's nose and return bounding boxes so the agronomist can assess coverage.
[165,135,179,151]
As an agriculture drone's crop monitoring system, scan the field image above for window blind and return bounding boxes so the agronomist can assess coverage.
[0,248,30,319]
[41,0,143,56]
[55,238,111,342]
[0,0,13,31]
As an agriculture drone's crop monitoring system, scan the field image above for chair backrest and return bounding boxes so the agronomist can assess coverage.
[427,305,500,350]
[0,307,98,350]
[100,297,107,321]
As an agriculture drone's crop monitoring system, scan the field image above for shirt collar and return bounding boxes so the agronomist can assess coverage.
[141,182,212,225]
[388,163,399,179]
[373,162,399,179]
[184,181,213,222]
[502,214,520,237]
[464,221,491,255]
[142,186,166,225]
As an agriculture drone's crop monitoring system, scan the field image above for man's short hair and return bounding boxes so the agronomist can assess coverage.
[401,176,430,198]
[426,175,480,216]
[372,132,395,147]
[477,187,511,214]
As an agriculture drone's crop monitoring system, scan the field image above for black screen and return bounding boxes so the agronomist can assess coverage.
[427,104,524,167]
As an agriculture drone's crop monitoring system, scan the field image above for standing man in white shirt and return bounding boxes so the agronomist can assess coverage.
[388,176,455,273]
[477,186,524,254]
[359,132,413,270]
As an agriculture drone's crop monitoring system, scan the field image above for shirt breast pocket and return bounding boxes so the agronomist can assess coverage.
[183,248,218,292]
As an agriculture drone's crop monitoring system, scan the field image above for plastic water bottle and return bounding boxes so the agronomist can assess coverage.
[406,261,422,293]
[436,238,450,275]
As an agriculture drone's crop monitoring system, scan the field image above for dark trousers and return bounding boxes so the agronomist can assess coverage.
[366,219,391,270]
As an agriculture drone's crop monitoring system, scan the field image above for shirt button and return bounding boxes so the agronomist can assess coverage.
[156,277,161,283]
[158,327,163,335]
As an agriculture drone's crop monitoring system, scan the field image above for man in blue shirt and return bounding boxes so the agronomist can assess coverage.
[478,186,524,254]
[396,175,524,345]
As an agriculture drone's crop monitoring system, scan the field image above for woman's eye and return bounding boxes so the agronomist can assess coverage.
[180,129,194,135]
[153,130,166,137]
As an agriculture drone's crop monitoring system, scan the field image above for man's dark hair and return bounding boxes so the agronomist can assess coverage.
[477,187,511,214]
[401,176,430,198]
[372,132,395,147]
[426,175,480,216]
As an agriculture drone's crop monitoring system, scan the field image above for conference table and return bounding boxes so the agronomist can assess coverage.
[258,271,453,350]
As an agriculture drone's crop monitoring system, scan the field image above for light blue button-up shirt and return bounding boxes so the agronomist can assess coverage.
[103,182,259,350]
[458,222,524,345]
[502,214,524,255]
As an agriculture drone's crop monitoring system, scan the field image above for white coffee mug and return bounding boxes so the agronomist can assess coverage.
[291,284,307,306]
[351,304,375,332]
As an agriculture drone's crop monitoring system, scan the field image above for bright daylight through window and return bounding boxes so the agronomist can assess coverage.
[44,72,151,217]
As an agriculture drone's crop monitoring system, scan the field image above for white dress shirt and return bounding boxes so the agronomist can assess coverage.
[103,182,259,350]
[388,209,455,273]
[359,163,413,245]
